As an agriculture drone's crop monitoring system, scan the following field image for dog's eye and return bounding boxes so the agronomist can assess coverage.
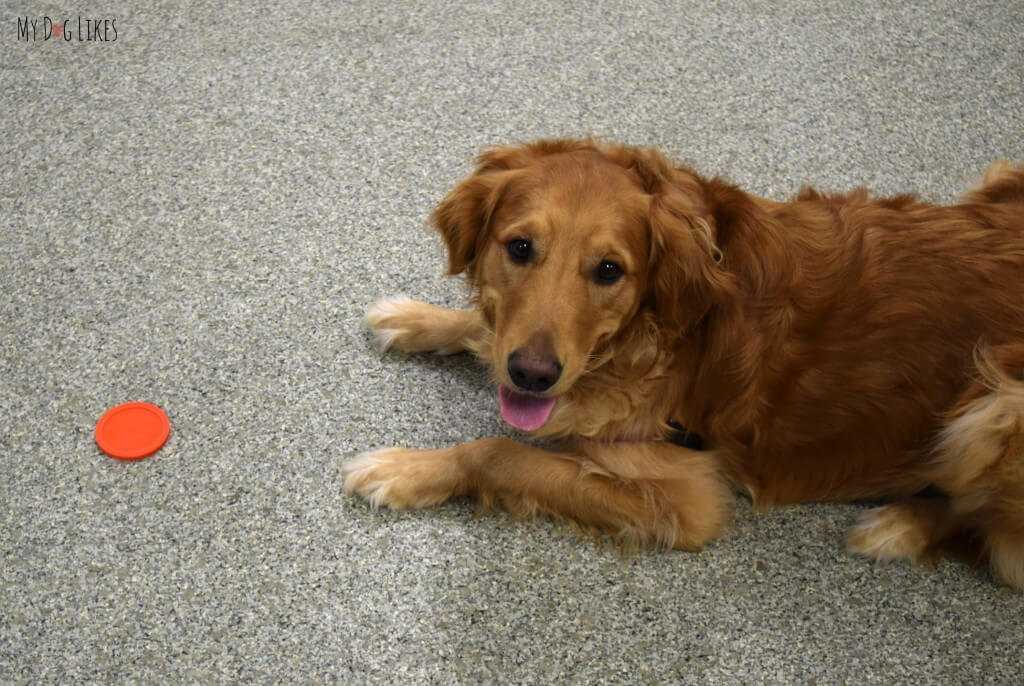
[507,238,532,264]
[596,260,624,285]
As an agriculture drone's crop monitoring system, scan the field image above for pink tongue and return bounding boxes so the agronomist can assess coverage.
[498,386,557,431]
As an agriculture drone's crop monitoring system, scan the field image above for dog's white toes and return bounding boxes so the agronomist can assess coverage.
[343,447,462,509]
[343,448,400,508]
[369,326,401,352]
[846,505,928,561]
[365,296,415,352]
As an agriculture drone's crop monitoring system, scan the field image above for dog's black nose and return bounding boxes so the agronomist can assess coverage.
[508,350,562,392]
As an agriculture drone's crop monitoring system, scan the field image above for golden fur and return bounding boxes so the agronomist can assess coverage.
[345,139,1024,589]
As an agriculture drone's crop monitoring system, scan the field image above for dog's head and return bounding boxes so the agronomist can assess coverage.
[431,139,733,431]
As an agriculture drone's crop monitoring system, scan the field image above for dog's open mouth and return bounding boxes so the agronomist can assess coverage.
[498,385,557,431]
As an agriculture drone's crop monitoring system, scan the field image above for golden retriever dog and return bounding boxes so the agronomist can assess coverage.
[343,139,1024,589]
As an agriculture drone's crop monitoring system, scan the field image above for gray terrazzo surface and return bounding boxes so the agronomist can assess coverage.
[2,1,1023,683]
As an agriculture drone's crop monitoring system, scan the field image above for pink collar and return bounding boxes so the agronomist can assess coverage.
[603,422,705,449]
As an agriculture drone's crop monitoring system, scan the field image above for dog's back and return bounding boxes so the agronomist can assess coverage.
[683,163,1024,506]
[764,161,1024,588]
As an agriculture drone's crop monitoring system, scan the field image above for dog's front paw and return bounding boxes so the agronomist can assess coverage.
[365,297,479,354]
[343,447,465,509]
[365,296,419,352]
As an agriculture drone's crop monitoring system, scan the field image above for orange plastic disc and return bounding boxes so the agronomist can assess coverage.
[95,402,170,460]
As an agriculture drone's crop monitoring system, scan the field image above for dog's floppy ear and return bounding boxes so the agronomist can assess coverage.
[431,141,595,278]
[634,149,736,336]
[430,158,522,279]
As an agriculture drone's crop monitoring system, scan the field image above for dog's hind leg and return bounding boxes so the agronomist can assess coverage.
[933,344,1024,589]
[960,160,1024,205]
[847,498,967,566]
[848,344,1024,590]
[365,296,486,355]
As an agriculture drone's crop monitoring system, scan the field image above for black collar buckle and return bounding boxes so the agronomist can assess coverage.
[666,420,706,451]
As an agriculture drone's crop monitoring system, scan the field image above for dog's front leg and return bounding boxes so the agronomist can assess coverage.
[365,297,485,355]
[343,439,732,551]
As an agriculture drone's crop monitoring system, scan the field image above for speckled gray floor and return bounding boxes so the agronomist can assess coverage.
[2,1,1023,683]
